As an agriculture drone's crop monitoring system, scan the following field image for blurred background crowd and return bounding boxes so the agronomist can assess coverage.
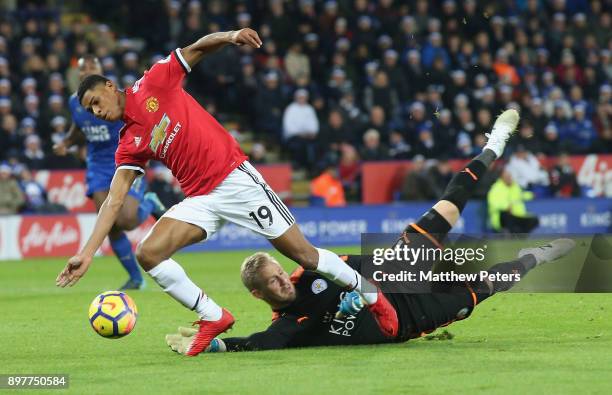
[0,0,610,216]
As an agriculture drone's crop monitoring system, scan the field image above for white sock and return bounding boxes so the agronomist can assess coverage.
[314,248,378,304]
[147,258,222,321]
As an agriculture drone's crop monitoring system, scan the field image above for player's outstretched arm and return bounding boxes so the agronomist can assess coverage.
[166,314,311,354]
[53,123,85,156]
[56,169,138,287]
[180,28,262,69]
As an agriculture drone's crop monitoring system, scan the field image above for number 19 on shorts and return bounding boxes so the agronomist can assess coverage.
[249,205,273,229]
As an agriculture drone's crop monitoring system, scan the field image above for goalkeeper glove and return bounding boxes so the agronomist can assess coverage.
[336,290,365,318]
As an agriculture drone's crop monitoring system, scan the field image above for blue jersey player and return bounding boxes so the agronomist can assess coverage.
[53,55,165,290]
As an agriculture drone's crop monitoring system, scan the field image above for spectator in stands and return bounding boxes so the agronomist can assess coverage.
[513,121,541,155]
[338,143,361,202]
[22,94,40,120]
[421,32,449,69]
[0,113,21,155]
[15,165,65,213]
[19,117,36,139]
[526,97,549,135]
[310,163,346,207]
[549,152,582,198]
[21,134,46,170]
[49,115,66,146]
[0,163,25,215]
[413,125,441,159]
[493,48,520,86]
[399,155,436,201]
[283,88,319,170]
[388,130,411,160]
[556,49,585,87]
[433,108,458,153]
[455,132,474,159]
[487,168,539,234]
[318,109,352,156]
[404,101,428,139]
[249,142,267,165]
[40,94,68,137]
[284,43,310,83]
[338,91,366,127]
[359,129,388,162]
[255,72,285,142]
[0,97,11,117]
[428,158,454,199]
[47,72,66,97]
[562,104,598,153]
[363,70,399,116]
[540,124,561,156]
[326,68,353,106]
[505,145,549,191]
[382,49,408,101]
[363,105,391,140]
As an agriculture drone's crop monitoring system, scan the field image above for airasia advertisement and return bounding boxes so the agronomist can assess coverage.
[0,215,156,260]
[18,216,81,258]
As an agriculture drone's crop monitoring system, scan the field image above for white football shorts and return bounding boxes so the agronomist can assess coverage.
[161,161,295,239]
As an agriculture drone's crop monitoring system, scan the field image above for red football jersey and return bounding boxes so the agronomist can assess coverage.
[115,49,247,197]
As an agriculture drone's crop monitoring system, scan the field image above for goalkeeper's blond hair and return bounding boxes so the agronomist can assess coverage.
[240,252,276,291]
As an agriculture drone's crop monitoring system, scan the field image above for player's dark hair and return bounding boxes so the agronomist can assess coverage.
[77,74,110,105]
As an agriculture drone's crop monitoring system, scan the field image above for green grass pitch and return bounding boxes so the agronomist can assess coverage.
[1,247,611,395]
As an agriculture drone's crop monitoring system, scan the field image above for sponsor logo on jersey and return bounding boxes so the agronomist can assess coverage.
[145,96,159,112]
[134,136,142,147]
[160,122,181,159]
[149,113,170,153]
[311,279,328,294]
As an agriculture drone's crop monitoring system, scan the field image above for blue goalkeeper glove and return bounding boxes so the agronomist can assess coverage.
[336,290,365,318]
[205,338,227,353]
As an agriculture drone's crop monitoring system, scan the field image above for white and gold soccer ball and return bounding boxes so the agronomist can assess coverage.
[88,291,138,338]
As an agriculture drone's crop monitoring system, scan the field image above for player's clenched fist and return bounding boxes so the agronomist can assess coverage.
[230,28,262,48]
[56,254,93,287]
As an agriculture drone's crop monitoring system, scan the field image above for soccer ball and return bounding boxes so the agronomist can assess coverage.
[88,291,138,338]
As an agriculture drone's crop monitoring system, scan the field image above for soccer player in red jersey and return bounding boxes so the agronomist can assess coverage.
[55,28,398,356]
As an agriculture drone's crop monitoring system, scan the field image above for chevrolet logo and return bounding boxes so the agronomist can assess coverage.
[149,113,170,153]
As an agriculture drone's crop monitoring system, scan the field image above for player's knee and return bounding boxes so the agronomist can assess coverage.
[135,241,162,271]
[114,214,138,231]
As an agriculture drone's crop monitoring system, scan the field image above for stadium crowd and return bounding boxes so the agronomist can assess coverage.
[0,0,610,212]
